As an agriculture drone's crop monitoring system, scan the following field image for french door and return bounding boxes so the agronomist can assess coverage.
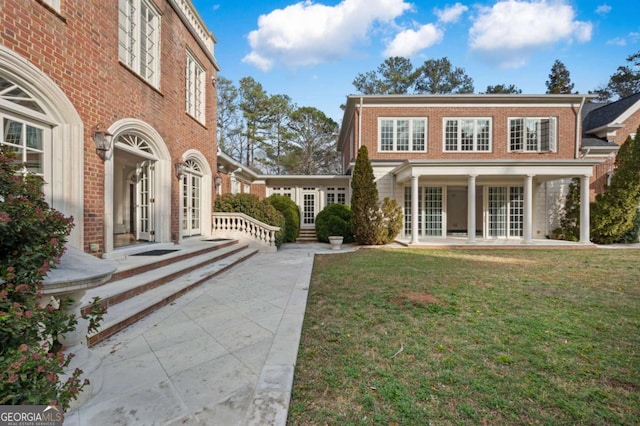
[182,171,201,236]
[302,189,317,227]
[136,160,155,241]
[487,186,524,238]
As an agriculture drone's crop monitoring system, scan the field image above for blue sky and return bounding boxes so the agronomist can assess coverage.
[192,0,640,122]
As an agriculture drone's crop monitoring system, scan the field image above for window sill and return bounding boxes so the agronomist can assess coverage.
[185,112,208,129]
[35,0,66,23]
[118,61,163,97]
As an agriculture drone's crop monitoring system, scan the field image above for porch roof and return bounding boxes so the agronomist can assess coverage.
[392,159,602,183]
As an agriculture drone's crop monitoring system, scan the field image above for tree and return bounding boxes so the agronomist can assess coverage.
[546,59,575,94]
[285,106,340,174]
[216,76,239,155]
[238,77,271,168]
[483,84,522,94]
[414,57,474,94]
[352,57,418,95]
[350,146,379,244]
[591,126,640,243]
[551,177,581,241]
[260,94,294,174]
[592,50,640,102]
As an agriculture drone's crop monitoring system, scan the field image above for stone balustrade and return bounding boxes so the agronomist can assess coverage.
[212,212,280,252]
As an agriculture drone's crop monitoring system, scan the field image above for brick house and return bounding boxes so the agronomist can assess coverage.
[0,0,219,256]
[335,94,609,244]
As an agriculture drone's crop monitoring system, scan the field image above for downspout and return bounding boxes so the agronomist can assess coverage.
[575,96,586,159]
[358,97,363,149]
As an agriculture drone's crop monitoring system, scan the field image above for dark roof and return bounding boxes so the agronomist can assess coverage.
[583,92,640,132]
[581,136,618,148]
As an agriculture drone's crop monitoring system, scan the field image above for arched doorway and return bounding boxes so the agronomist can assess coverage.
[105,119,172,254]
[178,150,212,241]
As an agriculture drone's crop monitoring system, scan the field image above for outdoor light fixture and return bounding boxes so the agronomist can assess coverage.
[215,175,222,188]
[175,161,186,179]
[92,124,113,161]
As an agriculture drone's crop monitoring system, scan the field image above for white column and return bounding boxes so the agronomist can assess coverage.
[410,175,419,244]
[523,175,533,243]
[467,175,476,243]
[580,175,591,243]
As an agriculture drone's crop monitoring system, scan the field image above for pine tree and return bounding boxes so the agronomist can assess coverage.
[591,126,640,243]
[546,59,575,94]
[350,146,379,244]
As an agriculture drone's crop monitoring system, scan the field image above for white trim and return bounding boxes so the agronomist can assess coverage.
[104,119,172,255]
[442,117,492,152]
[179,149,212,240]
[0,46,84,248]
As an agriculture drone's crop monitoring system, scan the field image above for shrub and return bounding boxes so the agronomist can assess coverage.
[0,147,102,409]
[591,127,640,244]
[215,193,285,247]
[268,194,300,243]
[551,177,580,241]
[315,204,354,243]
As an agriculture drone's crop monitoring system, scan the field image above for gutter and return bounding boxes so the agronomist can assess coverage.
[575,96,586,159]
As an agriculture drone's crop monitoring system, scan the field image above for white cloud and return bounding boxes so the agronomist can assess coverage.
[469,0,593,68]
[384,24,443,57]
[242,0,412,71]
[435,3,469,24]
[595,4,612,15]
[607,37,626,46]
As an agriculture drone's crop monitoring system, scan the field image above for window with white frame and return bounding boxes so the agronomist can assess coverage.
[509,117,557,152]
[444,118,491,152]
[42,0,61,12]
[271,187,292,198]
[118,0,160,87]
[326,187,346,205]
[186,51,205,123]
[379,118,427,152]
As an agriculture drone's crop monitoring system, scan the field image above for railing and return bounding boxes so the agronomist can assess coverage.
[212,212,280,252]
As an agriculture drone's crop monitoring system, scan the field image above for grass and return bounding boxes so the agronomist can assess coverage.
[288,248,640,425]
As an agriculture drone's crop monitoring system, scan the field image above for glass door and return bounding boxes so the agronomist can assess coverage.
[136,160,155,241]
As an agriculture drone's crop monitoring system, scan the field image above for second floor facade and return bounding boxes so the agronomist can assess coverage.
[338,94,594,171]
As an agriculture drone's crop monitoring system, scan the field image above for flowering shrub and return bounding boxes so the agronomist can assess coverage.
[0,148,100,409]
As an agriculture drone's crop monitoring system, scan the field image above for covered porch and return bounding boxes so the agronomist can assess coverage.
[392,160,601,246]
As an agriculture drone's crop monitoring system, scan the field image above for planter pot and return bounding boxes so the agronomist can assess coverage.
[328,236,344,250]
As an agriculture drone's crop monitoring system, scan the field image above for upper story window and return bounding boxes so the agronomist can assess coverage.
[118,0,161,88]
[509,117,557,152]
[41,0,61,12]
[444,118,491,152]
[379,118,427,152]
[186,51,205,123]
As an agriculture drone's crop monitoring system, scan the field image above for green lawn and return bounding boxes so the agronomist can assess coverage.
[288,248,640,425]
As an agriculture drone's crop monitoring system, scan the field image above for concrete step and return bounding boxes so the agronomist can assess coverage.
[296,229,317,242]
[83,243,258,346]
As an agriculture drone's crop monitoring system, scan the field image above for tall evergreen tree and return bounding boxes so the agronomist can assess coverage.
[483,84,522,94]
[285,106,340,174]
[350,146,379,244]
[591,126,640,243]
[352,56,417,95]
[238,77,271,168]
[414,57,474,94]
[546,59,575,94]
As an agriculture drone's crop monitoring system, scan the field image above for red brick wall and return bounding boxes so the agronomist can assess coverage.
[345,104,580,162]
[1,0,218,253]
